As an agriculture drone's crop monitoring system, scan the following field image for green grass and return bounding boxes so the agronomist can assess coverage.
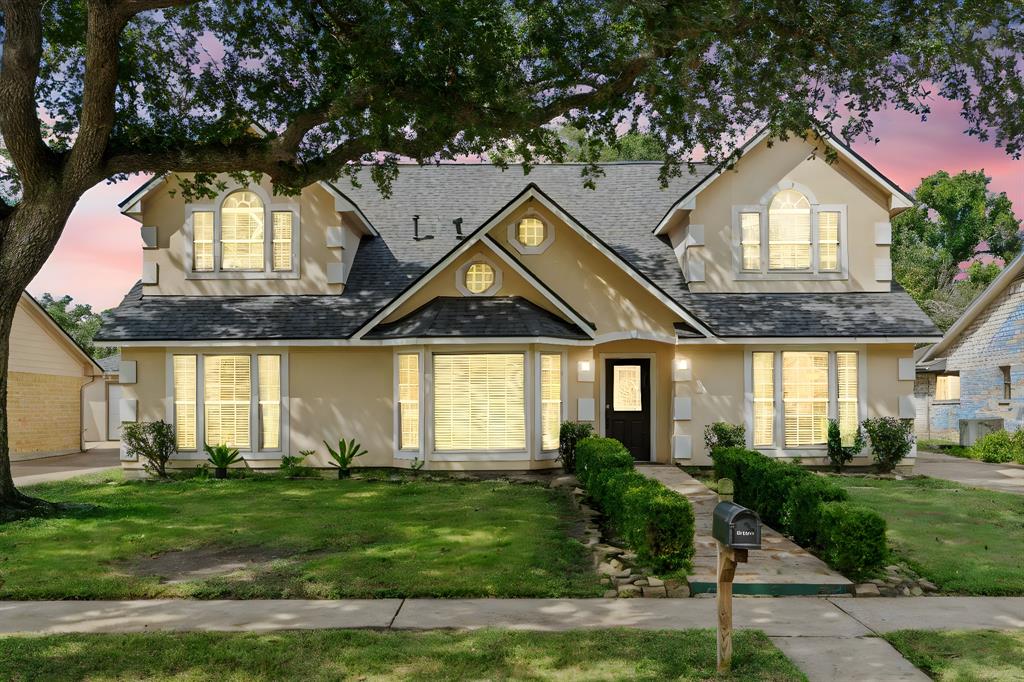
[0,629,806,681]
[833,476,1024,595]
[0,471,601,599]
[884,630,1024,681]
[916,439,970,458]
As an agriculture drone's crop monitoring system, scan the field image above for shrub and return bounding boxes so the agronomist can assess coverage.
[120,420,176,478]
[826,419,866,472]
[575,437,694,573]
[862,417,915,472]
[325,437,367,478]
[817,502,888,580]
[704,422,745,453]
[280,450,317,478]
[558,421,595,473]
[204,443,244,479]
[711,446,886,579]
[969,430,1024,463]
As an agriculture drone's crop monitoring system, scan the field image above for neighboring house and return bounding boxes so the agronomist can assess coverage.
[96,129,941,475]
[916,252,1024,444]
[83,352,122,442]
[9,292,103,460]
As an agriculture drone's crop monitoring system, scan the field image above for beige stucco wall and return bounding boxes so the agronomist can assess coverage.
[490,203,681,339]
[139,174,360,296]
[670,136,894,294]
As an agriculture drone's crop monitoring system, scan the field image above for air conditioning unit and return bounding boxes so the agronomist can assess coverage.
[959,419,1003,446]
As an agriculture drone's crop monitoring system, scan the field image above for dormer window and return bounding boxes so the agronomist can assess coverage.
[734,183,846,279]
[456,256,502,296]
[186,187,299,279]
[465,263,495,293]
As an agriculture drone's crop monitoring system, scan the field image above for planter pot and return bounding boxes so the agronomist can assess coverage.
[215,467,228,479]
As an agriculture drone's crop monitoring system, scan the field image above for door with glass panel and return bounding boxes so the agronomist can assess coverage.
[604,359,651,460]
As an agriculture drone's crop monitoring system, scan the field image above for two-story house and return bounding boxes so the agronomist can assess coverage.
[96,129,941,475]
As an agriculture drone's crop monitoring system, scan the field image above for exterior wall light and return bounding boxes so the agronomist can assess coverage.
[577,359,595,383]
[673,357,692,382]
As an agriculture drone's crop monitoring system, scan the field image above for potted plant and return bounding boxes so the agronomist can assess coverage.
[324,437,367,479]
[204,443,243,479]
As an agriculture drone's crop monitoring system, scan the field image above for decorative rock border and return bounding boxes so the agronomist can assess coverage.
[855,562,939,597]
[552,474,690,598]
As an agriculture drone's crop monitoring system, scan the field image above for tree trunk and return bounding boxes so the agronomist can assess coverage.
[0,194,81,519]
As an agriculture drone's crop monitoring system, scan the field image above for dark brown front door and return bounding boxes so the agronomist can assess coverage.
[605,358,651,461]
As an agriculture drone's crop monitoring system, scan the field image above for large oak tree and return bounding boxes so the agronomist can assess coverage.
[1,0,1021,517]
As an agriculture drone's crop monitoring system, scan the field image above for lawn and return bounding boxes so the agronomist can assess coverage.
[0,629,806,681]
[884,630,1024,681]
[833,476,1024,595]
[0,471,601,599]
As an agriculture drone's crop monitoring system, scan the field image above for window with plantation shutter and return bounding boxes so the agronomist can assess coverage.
[836,352,858,445]
[271,211,293,271]
[204,355,251,449]
[398,354,420,450]
[173,355,197,450]
[221,191,265,270]
[258,355,281,450]
[752,352,774,447]
[818,211,840,271]
[193,212,214,272]
[740,212,761,271]
[769,190,812,270]
[540,353,561,451]
[782,351,828,447]
[433,354,525,451]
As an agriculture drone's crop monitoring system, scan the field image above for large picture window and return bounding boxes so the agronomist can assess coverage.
[204,355,252,449]
[750,350,860,450]
[433,354,525,451]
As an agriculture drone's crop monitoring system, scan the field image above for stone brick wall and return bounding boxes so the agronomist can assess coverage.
[920,275,1024,440]
[8,371,85,456]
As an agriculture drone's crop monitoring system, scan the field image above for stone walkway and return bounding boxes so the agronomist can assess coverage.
[2,597,1021,681]
[12,447,120,486]
[636,464,852,595]
[915,450,1024,495]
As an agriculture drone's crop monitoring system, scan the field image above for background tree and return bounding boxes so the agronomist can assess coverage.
[36,293,115,359]
[0,0,1022,517]
[557,126,665,162]
[893,170,1022,329]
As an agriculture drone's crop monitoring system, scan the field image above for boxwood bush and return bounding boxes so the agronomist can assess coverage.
[576,437,695,573]
[711,446,887,580]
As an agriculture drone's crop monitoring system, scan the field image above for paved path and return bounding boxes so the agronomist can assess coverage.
[636,464,851,595]
[3,597,1020,681]
[12,447,120,486]
[916,450,1024,495]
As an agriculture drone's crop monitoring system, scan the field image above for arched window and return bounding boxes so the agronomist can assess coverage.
[221,191,265,270]
[768,189,811,270]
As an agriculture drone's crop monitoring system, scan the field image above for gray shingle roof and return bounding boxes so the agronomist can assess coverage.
[97,353,121,373]
[365,296,589,340]
[676,286,941,337]
[97,162,941,342]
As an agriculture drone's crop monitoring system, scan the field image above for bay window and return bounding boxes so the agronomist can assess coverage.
[433,353,526,451]
[749,349,861,450]
[170,352,285,453]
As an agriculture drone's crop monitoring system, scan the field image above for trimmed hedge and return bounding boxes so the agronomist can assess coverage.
[711,446,887,580]
[576,437,695,573]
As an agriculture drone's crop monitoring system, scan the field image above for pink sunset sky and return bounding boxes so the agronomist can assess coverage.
[28,99,1024,311]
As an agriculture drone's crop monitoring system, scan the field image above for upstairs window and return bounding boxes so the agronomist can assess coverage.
[188,188,298,277]
[935,374,960,402]
[735,186,845,277]
[517,218,546,247]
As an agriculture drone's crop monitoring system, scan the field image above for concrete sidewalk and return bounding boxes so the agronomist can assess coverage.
[12,447,120,486]
[3,597,1020,681]
[915,450,1024,495]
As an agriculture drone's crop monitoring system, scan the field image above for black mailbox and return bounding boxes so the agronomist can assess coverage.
[712,501,761,550]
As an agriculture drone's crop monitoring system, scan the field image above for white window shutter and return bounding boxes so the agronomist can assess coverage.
[898,358,916,381]
[119,360,137,384]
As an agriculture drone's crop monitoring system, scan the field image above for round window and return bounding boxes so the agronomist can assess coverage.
[516,217,546,247]
[464,263,495,294]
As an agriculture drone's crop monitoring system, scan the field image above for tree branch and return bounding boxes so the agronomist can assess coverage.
[0,0,57,193]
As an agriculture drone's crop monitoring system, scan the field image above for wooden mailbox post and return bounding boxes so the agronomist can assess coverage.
[712,479,761,674]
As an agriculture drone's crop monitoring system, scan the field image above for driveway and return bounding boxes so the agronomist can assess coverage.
[12,446,120,486]
[915,450,1024,495]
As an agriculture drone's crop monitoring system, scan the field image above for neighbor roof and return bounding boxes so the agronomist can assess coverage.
[364,296,590,340]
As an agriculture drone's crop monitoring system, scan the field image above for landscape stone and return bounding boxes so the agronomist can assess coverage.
[617,584,641,598]
[647,577,665,588]
[597,562,618,576]
[911,586,924,596]
[854,583,881,597]
[633,579,649,587]
[641,586,667,598]
[549,474,579,489]
[919,580,938,592]
[609,558,624,571]
[603,589,618,598]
